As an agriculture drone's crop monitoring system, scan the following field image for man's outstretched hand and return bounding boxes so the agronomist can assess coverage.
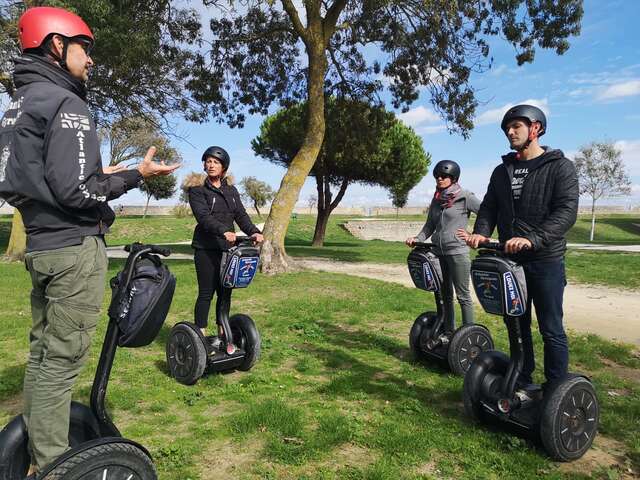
[137,147,181,178]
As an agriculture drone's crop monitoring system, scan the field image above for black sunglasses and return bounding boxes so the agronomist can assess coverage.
[71,38,94,56]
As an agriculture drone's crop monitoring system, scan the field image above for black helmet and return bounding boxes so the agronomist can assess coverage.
[500,104,546,137]
[432,160,461,182]
[201,146,230,170]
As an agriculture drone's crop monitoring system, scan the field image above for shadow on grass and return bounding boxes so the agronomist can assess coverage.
[0,363,26,402]
[0,217,12,254]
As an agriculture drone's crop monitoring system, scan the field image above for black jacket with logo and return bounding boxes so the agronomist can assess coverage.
[473,148,579,262]
[188,178,260,251]
[0,55,141,252]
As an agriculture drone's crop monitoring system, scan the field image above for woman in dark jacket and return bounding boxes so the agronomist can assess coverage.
[188,146,263,337]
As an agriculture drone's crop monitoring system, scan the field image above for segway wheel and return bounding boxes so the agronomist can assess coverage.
[409,312,438,361]
[42,442,156,480]
[229,314,261,371]
[448,325,495,376]
[463,350,509,423]
[166,323,206,385]
[539,376,599,461]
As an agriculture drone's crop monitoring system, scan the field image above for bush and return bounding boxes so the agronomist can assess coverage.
[171,203,192,218]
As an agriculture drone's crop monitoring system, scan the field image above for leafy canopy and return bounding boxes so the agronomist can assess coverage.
[196,0,583,136]
[252,98,430,198]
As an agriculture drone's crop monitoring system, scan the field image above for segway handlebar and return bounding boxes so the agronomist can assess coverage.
[124,243,171,257]
[412,241,435,248]
[477,241,504,251]
[234,235,260,247]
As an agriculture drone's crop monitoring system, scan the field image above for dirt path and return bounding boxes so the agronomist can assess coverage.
[295,258,640,346]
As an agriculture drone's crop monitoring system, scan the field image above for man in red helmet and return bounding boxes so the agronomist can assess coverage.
[0,6,179,475]
[458,104,579,391]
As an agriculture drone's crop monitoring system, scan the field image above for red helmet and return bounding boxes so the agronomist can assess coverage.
[18,7,93,52]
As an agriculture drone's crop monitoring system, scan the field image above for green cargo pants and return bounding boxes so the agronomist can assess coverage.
[22,236,108,470]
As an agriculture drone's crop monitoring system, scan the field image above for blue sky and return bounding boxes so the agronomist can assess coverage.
[116,0,640,209]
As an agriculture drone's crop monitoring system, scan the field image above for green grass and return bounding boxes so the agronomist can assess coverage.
[3,213,640,289]
[566,214,640,245]
[1,258,639,479]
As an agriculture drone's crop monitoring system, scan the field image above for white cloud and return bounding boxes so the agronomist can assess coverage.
[398,106,440,127]
[614,139,640,176]
[475,99,550,127]
[415,124,447,135]
[597,79,640,100]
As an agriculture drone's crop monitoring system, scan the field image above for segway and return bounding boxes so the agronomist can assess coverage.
[407,242,494,375]
[0,243,176,479]
[166,237,261,385]
[463,241,599,461]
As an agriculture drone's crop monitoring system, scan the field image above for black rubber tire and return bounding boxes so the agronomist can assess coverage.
[229,314,261,371]
[42,442,156,480]
[539,376,599,461]
[463,350,509,423]
[166,322,206,385]
[448,324,495,376]
[409,312,438,361]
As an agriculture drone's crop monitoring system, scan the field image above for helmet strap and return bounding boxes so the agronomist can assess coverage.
[45,35,70,71]
[514,122,540,160]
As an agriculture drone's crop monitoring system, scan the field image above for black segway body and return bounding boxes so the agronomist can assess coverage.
[167,239,261,384]
[407,243,494,375]
[0,243,174,479]
[464,242,599,461]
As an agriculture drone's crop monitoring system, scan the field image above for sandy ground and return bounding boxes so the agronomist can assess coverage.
[294,258,640,346]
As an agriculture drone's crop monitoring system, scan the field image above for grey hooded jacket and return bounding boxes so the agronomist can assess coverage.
[415,188,481,256]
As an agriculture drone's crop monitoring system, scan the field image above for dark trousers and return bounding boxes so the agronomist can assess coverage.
[517,258,569,384]
[194,249,224,329]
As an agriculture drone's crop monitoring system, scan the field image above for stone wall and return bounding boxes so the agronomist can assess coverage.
[342,220,426,242]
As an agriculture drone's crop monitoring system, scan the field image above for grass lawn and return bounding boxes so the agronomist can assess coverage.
[3,213,640,288]
[1,259,639,479]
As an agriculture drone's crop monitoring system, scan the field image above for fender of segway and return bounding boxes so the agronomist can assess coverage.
[0,415,30,480]
[0,402,120,480]
[38,437,153,477]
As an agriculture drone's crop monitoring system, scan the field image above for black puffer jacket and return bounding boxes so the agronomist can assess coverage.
[188,178,260,250]
[473,148,579,262]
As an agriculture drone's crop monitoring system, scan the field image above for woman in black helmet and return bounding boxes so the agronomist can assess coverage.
[406,160,480,329]
[187,146,263,337]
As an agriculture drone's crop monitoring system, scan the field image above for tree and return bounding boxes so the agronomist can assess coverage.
[253,99,430,246]
[196,0,584,272]
[240,177,274,217]
[574,141,632,242]
[1,0,202,259]
[139,173,177,218]
[306,194,317,214]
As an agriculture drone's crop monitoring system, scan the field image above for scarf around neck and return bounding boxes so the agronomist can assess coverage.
[434,183,461,209]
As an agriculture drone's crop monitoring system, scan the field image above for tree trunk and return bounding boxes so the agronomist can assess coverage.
[254,201,261,218]
[143,195,151,219]
[590,198,596,242]
[260,38,328,273]
[5,209,26,261]
[311,176,349,247]
[312,207,331,247]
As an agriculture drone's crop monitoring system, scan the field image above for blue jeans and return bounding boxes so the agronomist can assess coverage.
[517,258,568,384]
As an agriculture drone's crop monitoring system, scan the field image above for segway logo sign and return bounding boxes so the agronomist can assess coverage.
[422,263,437,291]
[503,272,524,316]
[236,256,259,288]
[472,270,502,315]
